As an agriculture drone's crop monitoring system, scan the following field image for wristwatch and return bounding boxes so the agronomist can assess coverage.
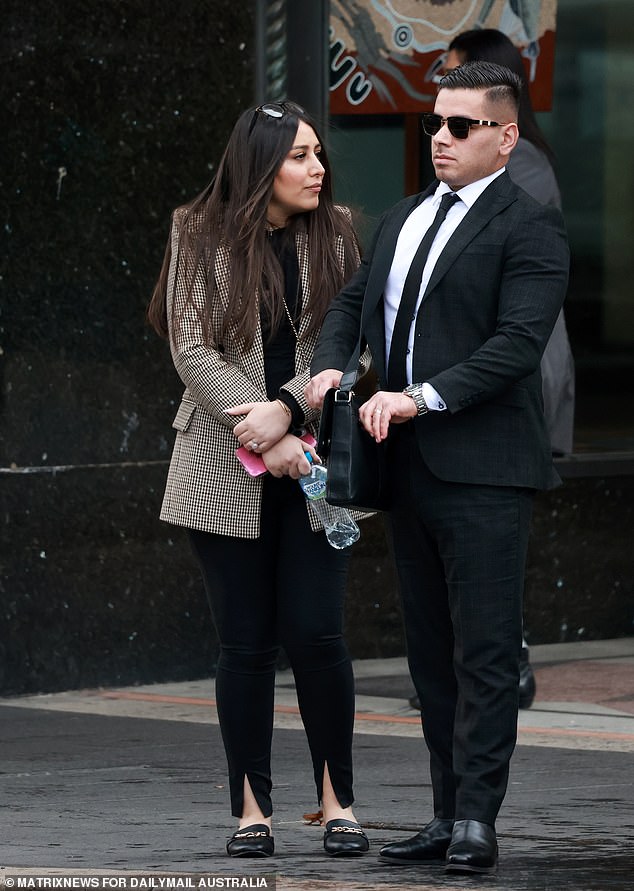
[403,383,429,416]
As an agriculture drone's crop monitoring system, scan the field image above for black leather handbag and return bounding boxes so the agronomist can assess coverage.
[317,344,389,513]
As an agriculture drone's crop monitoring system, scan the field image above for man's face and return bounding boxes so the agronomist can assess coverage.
[431,87,516,191]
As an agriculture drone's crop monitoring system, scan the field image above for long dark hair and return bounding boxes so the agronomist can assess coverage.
[147,102,359,349]
[447,29,556,165]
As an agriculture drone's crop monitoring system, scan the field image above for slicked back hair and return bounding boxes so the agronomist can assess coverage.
[438,60,521,118]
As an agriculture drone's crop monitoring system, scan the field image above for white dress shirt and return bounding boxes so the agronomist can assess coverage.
[384,169,505,409]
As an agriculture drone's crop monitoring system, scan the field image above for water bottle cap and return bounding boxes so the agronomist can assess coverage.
[304,451,313,463]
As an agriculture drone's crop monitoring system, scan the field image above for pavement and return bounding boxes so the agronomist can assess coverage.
[1,638,634,891]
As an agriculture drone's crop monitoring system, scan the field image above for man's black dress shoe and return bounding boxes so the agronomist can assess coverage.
[226,823,274,857]
[445,819,497,874]
[323,819,369,856]
[519,645,536,709]
[379,817,454,864]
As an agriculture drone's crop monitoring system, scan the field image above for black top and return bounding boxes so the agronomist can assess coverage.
[260,228,304,426]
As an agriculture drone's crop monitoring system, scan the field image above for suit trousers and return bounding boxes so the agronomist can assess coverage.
[385,425,533,826]
[188,474,354,818]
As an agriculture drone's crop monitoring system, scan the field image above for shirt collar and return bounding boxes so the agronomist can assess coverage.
[433,167,505,209]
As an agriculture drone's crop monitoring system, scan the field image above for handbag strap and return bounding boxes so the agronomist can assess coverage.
[338,336,364,393]
[338,275,377,393]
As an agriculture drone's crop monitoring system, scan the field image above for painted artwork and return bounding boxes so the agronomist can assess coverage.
[329,0,558,114]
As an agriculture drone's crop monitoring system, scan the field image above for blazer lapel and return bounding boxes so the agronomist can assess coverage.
[215,244,268,393]
[296,229,310,334]
[295,229,318,370]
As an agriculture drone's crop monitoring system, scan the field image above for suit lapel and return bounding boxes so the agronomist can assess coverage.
[361,185,436,382]
[362,186,436,325]
[422,174,517,301]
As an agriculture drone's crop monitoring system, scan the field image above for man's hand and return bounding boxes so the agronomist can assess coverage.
[304,370,343,409]
[359,391,417,442]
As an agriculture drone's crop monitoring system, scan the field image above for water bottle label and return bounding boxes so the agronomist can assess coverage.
[300,478,326,501]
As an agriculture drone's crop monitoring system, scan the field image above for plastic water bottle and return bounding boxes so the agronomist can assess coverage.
[298,454,360,550]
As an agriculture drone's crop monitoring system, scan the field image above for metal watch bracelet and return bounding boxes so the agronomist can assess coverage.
[403,383,429,415]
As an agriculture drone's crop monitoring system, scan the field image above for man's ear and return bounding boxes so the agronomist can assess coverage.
[500,122,519,157]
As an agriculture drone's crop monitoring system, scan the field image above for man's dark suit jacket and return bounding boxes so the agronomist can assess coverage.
[311,172,570,492]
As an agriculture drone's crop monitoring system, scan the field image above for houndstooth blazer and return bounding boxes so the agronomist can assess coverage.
[160,206,362,538]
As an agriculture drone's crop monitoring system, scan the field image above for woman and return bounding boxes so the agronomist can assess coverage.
[147,102,369,858]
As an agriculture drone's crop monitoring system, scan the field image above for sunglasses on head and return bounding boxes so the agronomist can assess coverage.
[422,113,502,139]
[248,102,305,136]
[250,101,305,127]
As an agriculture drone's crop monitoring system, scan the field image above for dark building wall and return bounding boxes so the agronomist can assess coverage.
[2,0,255,472]
[524,470,634,646]
[1,1,255,694]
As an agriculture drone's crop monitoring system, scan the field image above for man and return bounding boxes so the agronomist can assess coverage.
[305,61,569,875]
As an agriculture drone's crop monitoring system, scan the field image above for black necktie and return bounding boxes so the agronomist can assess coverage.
[387,191,459,391]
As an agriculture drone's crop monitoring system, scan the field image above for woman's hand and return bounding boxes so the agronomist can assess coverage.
[262,435,320,479]
[225,400,291,453]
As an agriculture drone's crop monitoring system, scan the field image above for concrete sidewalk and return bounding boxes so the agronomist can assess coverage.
[1,638,633,890]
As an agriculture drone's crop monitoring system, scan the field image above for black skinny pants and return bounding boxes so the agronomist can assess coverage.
[188,475,355,818]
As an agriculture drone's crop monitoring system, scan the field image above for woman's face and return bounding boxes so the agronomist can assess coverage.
[267,120,325,227]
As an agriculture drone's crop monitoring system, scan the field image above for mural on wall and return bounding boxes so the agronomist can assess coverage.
[330,0,558,114]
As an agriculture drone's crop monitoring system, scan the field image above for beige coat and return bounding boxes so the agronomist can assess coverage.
[160,207,361,538]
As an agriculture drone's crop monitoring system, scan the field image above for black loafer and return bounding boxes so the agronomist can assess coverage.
[323,818,369,856]
[226,823,274,858]
[379,817,454,864]
[445,819,497,874]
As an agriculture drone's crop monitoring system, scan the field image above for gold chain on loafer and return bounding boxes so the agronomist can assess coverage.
[226,823,274,858]
[323,819,369,856]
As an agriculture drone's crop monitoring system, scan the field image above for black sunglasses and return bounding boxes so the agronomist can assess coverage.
[258,101,304,117]
[249,102,305,134]
[422,113,502,140]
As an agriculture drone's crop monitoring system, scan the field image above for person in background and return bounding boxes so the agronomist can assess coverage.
[306,62,569,874]
[438,28,576,708]
[147,101,369,859]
